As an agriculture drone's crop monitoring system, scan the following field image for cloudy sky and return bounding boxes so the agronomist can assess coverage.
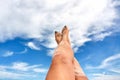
[0,0,120,80]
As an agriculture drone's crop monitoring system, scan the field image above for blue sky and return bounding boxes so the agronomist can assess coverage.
[0,0,120,80]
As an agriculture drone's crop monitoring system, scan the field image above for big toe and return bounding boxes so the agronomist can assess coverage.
[62,25,69,34]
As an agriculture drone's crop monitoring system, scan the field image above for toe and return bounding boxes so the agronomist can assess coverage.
[62,25,69,34]
[55,31,62,44]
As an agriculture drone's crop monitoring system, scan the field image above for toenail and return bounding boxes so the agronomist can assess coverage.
[55,31,58,34]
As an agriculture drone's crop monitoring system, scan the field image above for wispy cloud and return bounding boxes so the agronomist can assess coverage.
[1,49,28,57]
[0,70,36,80]
[0,62,48,80]
[26,42,40,50]
[0,0,120,55]
[86,54,120,71]
[99,53,120,69]
[33,68,48,73]
[2,51,14,57]
[86,53,120,80]
[0,62,47,73]
[18,48,28,54]
[12,62,31,71]
[92,73,120,80]
[47,49,54,56]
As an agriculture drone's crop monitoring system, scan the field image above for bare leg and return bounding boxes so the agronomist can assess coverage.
[74,58,88,80]
[46,26,75,80]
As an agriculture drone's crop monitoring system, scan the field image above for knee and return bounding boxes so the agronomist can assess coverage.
[52,53,73,65]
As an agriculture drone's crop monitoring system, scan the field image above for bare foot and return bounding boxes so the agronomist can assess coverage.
[62,26,69,36]
[61,26,70,43]
[55,31,62,44]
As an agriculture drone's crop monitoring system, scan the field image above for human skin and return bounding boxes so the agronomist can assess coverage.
[74,58,88,80]
[45,26,88,80]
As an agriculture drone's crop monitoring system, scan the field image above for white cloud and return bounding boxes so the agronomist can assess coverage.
[1,49,28,57]
[33,68,47,73]
[91,32,112,41]
[92,73,120,80]
[0,70,36,80]
[10,62,47,73]
[0,0,120,55]
[27,42,40,50]
[86,53,120,72]
[2,51,14,57]
[12,62,29,71]
[19,48,28,54]
[0,62,48,80]
[0,62,47,73]
[100,53,120,68]
[86,53,120,80]
[47,49,54,56]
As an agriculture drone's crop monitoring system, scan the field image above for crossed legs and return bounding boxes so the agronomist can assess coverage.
[46,26,88,80]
